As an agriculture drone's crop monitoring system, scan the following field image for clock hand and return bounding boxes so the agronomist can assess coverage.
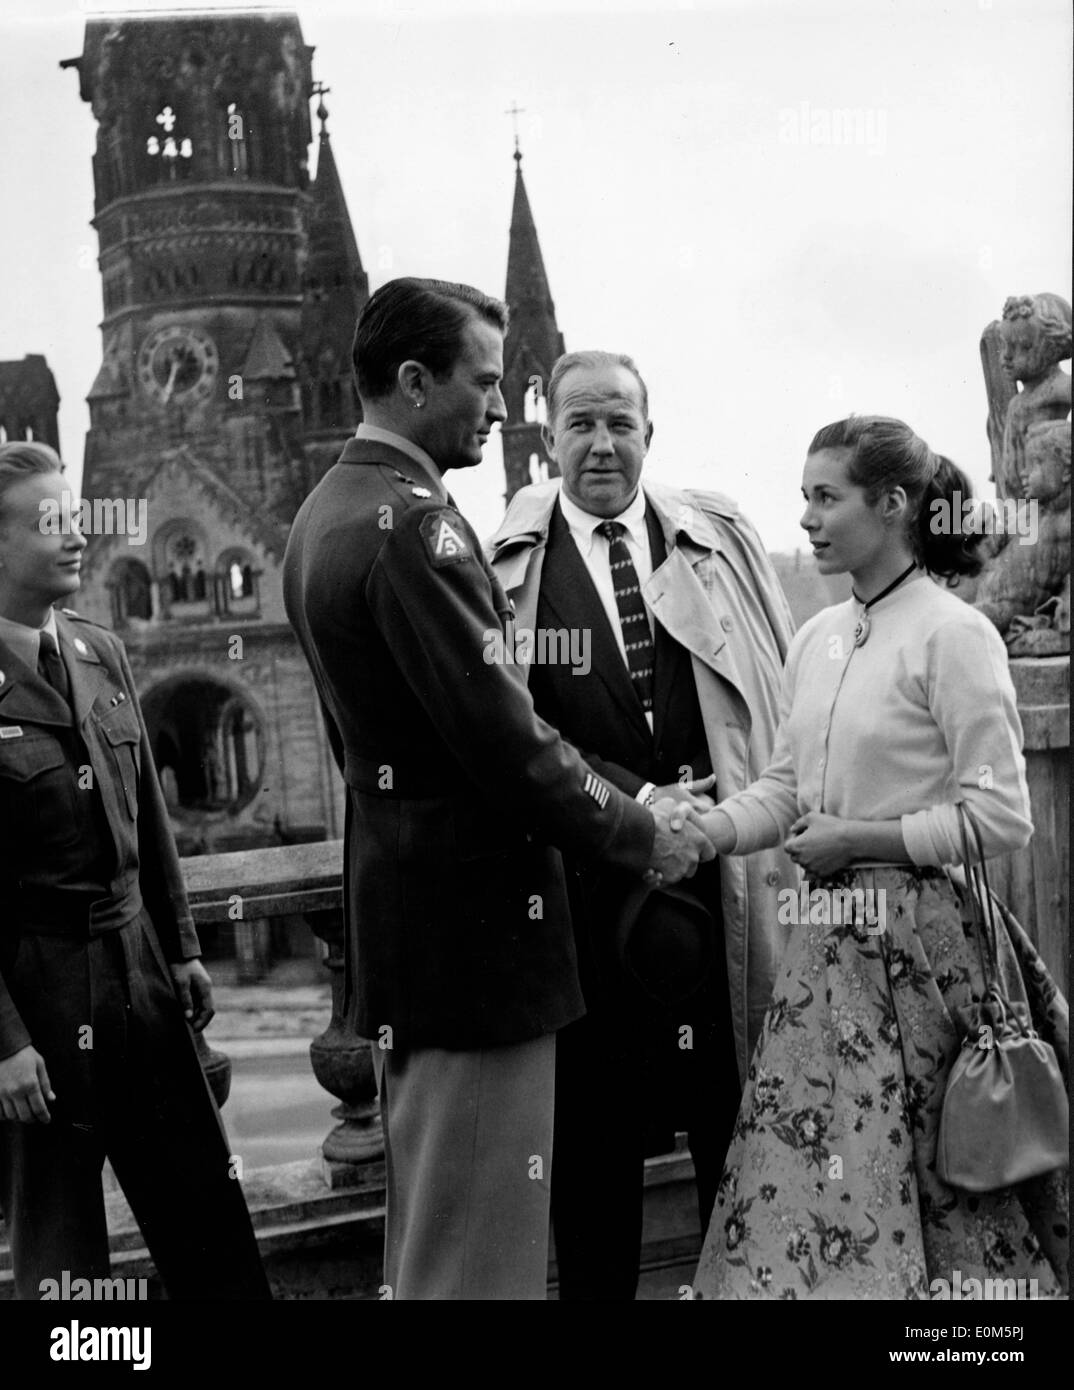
[161,351,182,404]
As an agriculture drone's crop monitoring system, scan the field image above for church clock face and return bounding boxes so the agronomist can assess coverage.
[137,324,219,405]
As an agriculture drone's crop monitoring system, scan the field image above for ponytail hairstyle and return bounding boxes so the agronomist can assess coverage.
[0,440,65,529]
[807,416,982,583]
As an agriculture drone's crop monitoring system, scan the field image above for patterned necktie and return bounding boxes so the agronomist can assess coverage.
[599,520,654,714]
[38,630,71,705]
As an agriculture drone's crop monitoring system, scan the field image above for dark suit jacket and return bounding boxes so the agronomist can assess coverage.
[0,610,201,1059]
[282,438,655,1050]
[527,505,723,1024]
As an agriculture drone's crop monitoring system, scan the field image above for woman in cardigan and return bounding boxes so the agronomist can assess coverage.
[692,415,1068,1300]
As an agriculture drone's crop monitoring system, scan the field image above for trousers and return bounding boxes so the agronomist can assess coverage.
[0,909,270,1300]
[373,1033,556,1299]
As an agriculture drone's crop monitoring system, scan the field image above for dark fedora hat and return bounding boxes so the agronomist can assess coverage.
[615,882,715,1006]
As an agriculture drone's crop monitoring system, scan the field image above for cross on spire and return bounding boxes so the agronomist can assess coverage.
[505,101,526,162]
[312,80,331,134]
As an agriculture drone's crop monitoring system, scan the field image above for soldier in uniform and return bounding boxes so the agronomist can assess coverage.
[0,441,270,1300]
[283,277,714,1300]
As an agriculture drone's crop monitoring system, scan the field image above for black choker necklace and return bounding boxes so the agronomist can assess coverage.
[851,562,919,647]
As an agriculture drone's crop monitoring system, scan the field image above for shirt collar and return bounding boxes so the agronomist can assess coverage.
[0,606,59,669]
[355,424,448,502]
[557,485,648,558]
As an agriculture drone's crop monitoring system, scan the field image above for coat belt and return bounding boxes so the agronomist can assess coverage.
[7,873,143,937]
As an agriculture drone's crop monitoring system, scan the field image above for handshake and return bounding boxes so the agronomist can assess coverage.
[643,774,723,887]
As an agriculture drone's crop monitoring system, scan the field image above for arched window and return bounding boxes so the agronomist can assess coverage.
[110,557,153,625]
[144,104,194,184]
[141,677,264,815]
[217,547,260,616]
[528,452,548,485]
[155,522,211,615]
[223,102,248,176]
[524,379,547,425]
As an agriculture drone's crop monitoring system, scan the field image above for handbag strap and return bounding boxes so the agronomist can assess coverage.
[956,803,1000,988]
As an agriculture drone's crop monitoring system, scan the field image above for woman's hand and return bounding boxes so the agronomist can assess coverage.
[784,812,855,876]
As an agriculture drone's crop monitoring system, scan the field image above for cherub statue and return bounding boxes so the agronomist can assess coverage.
[990,293,1071,499]
[975,419,1071,654]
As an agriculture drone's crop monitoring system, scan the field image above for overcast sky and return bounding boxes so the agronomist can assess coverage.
[1,0,1070,553]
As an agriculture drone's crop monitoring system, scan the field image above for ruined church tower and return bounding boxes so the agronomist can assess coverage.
[60,11,362,853]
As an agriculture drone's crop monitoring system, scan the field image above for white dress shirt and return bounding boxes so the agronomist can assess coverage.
[558,485,655,740]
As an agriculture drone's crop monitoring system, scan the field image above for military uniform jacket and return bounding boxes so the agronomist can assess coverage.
[0,611,200,1059]
[282,438,655,1050]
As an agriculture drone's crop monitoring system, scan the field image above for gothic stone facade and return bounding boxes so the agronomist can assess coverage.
[61,12,362,852]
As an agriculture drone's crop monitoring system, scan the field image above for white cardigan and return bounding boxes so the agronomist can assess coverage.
[719,572,1033,865]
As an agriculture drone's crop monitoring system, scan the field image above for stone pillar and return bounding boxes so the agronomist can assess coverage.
[988,655,1069,983]
[234,916,271,982]
[306,907,384,1187]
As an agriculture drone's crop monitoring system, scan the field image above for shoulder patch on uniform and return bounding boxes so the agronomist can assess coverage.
[420,509,472,566]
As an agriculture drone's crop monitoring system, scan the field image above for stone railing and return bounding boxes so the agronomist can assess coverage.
[0,841,702,1300]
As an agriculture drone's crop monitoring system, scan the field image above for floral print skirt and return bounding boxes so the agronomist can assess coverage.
[693,867,1069,1299]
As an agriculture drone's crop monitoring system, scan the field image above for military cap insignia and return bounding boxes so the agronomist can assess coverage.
[584,772,610,810]
[420,510,471,566]
[411,486,432,499]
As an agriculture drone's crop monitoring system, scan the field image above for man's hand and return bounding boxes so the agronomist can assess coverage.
[646,797,717,886]
[650,772,717,812]
[784,812,854,877]
[0,1045,55,1124]
[168,959,215,1033]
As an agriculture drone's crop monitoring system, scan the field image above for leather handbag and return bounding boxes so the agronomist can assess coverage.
[936,804,1069,1192]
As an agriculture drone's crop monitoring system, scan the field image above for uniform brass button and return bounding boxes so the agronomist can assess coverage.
[720,616,734,631]
[765,870,781,886]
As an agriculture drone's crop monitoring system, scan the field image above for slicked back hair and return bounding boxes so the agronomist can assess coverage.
[352,277,508,401]
[0,440,64,526]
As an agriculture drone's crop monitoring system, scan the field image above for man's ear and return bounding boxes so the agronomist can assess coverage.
[540,420,557,460]
[644,420,654,451]
[397,359,427,408]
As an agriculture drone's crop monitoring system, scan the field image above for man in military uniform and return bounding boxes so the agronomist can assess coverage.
[283,278,713,1300]
[0,441,269,1300]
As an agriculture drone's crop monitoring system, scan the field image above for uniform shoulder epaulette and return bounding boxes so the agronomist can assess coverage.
[380,464,439,504]
[60,608,108,628]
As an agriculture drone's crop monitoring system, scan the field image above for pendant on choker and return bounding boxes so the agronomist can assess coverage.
[853,615,871,647]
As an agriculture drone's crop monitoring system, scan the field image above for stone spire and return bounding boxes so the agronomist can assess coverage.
[501,141,565,501]
[301,87,369,471]
[305,89,368,307]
